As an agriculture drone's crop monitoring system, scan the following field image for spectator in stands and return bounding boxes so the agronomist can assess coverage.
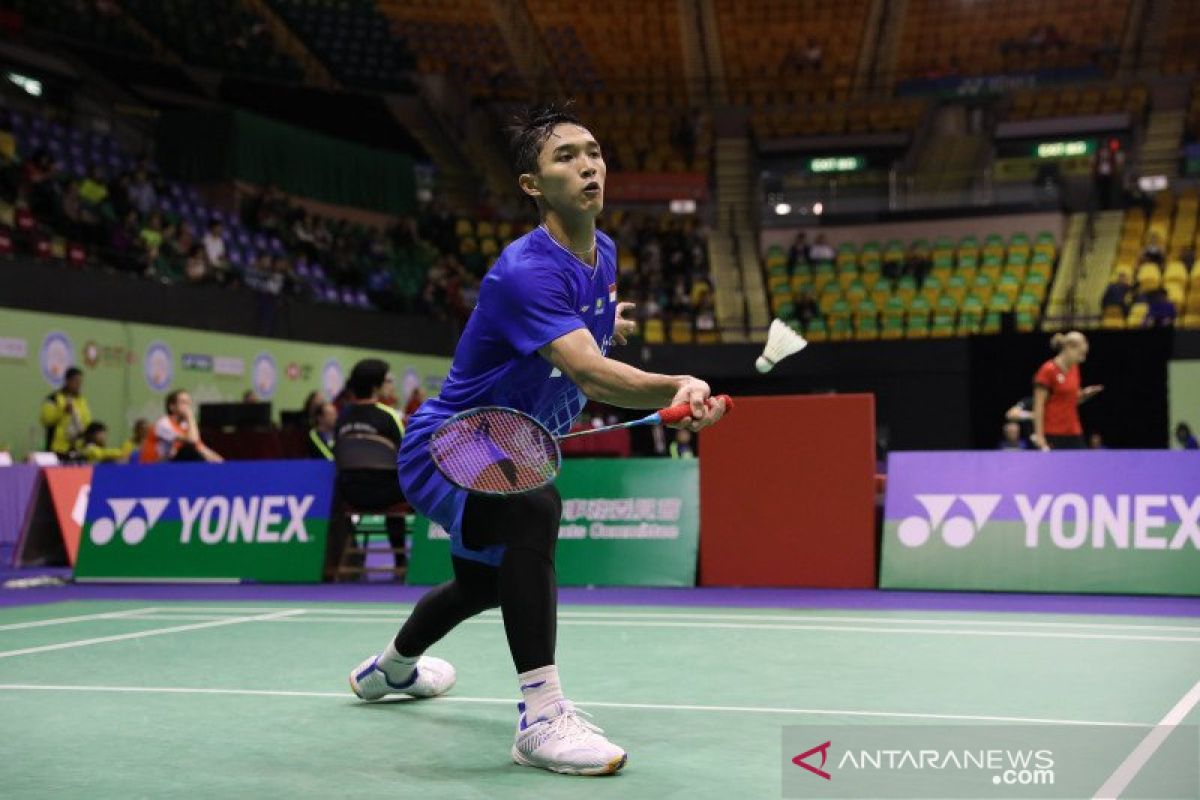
[796,287,819,327]
[1142,233,1164,267]
[1176,422,1199,450]
[140,389,223,463]
[669,428,695,459]
[125,418,149,464]
[905,242,932,284]
[1092,141,1120,210]
[1030,331,1103,451]
[1005,396,1035,441]
[403,386,427,423]
[307,402,337,460]
[40,366,90,460]
[183,245,208,284]
[21,149,58,220]
[139,212,165,264]
[81,421,130,464]
[78,166,109,211]
[808,233,835,263]
[999,421,1027,450]
[1088,432,1105,449]
[127,168,156,217]
[1101,273,1133,314]
[110,209,141,268]
[786,232,809,272]
[334,359,406,558]
[203,219,227,272]
[802,38,823,72]
[1180,244,1196,271]
[1143,289,1177,328]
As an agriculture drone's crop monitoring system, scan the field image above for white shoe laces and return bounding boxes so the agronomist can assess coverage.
[543,703,605,741]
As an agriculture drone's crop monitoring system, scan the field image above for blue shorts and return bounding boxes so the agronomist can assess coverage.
[397,432,506,567]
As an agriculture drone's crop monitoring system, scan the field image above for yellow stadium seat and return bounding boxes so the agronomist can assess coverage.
[1128,302,1149,327]
[1135,263,1163,293]
[668,319,694,343]
[643,318,665,344]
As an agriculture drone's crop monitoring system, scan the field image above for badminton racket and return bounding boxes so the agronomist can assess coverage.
[429,395,734,496]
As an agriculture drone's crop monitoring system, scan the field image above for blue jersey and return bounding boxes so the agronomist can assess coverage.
[397,225,617,564]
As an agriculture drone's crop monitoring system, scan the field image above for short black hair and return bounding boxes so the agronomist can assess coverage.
[83,421,107,439]
[64,367,82,382]
[347,358,390,400]
[165,389,186,413]
[506,101,585,177]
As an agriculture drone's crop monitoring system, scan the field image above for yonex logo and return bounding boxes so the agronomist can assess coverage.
[88,495,315,546]
[89,498,170,546]
[897,494,1001,548]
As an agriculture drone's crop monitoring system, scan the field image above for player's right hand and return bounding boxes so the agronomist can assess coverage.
[670,377,720,432]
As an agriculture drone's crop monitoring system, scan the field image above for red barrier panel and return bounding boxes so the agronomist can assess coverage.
[699,394,877,587]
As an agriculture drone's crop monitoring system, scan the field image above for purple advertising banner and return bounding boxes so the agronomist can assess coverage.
[0,465,40,562]
[881,451,1200,595]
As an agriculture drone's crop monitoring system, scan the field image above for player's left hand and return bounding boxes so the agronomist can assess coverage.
[613,302,638,345]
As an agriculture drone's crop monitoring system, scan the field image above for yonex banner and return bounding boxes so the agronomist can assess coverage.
[407,458,699,586]
[880,451,1200,595]
[75,460,335,582]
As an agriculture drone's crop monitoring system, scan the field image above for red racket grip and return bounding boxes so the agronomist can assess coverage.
[656,394,734,425]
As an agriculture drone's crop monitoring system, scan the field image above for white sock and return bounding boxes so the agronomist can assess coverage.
[378,641,419,685]
[518,664,565,722]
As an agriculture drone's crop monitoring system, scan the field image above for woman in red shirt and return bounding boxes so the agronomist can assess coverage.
[1031,331,1103,450]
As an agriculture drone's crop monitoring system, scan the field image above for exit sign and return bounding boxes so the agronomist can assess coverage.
[1034,140,1095,159]
[808,156,865,173]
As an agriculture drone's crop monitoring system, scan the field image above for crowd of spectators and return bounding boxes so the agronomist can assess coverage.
[1101,240,1195,327]
[604,212,715,335]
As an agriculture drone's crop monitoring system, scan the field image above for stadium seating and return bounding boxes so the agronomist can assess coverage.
[715,0,869,99]
[7,0,154,56]
[1162,2,1200,78]
[269,0,415,91]
[767,230,1057,340]
[896,0,1131,81]
[122,0,303,82]
[1103,189,1200,329]
[752,97,927,139]
[376,0,523,98]
[1003,83,1147,121]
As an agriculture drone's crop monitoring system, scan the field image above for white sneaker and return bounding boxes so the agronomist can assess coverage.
[512,700,628,776]
[348,654,456,701]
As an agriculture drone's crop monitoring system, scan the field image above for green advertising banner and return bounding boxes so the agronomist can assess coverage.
[0,306,449,459]
[75,461,335,583]
[1169,359,1200,448]
[408,459,699,587]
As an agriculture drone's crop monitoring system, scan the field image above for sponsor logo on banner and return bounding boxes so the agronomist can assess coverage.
[252,353,277,399]
[88,495,313,546]
[0,336,28,360]
[322,359,343,401]
[182,353,214,372]
[82,340,100,368]
[40,331,74,385]
[880,452,1200,594]
[143,341,173,392]
[213,356,245,377]
[76,461,335,582]
[43,466,93,565]
[409,459,699,587]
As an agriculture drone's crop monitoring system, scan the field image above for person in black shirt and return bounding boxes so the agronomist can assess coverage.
[1005,396,1035,441]
[307,402,336,460]
[335,359,407,560]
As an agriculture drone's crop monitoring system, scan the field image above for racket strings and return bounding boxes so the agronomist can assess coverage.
[430,408,560,494]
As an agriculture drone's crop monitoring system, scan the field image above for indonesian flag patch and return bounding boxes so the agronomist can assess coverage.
[608,282,617,303]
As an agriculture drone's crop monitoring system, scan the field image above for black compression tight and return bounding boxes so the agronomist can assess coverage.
[393,485,562,673]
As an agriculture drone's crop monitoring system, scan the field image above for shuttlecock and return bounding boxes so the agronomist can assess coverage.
[755,318,808,373]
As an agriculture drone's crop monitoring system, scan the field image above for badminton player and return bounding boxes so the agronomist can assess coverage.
[348,103,728,776]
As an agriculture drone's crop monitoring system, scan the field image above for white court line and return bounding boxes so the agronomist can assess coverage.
[1092,677,1200,799]
[0,609,304,659]
[119,606,1200,633]
[0,607,160,632]
[0,683,1150,728]
[113,613,1200,644]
